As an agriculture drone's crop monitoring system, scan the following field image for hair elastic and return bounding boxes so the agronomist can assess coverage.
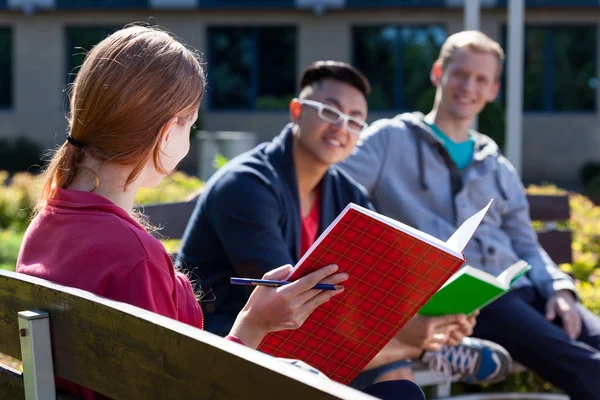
[66,134,84,148]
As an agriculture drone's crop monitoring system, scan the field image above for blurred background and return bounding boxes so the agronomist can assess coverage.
[0,0,598,188]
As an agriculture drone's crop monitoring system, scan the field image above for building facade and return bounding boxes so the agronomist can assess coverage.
[0,0,598,185]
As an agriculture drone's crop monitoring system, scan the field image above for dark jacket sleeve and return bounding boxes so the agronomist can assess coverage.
[208,170,295,279]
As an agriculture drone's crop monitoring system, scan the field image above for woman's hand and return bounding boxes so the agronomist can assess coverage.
[229,264,347,349]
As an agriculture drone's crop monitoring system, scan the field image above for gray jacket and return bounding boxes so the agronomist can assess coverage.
[340,112,575,300]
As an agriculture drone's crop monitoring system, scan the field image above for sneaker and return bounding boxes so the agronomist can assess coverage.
[421,337,512,384]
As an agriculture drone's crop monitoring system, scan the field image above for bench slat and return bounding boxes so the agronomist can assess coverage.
[537,230,573,264]
[0,270,373,400]
[526,194,570,222]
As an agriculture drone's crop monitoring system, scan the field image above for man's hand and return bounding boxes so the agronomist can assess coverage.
[396,313,474,352]
[446,310,479,347]
[545,290,581,340]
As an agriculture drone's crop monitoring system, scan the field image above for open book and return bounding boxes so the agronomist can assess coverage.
[258,201,492,385]
[419,260,531,317]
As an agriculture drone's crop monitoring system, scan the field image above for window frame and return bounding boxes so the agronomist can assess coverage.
[198,0,295,8]
[56,0,148,9]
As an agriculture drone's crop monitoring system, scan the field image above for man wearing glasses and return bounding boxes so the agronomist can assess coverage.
[178,61,373,335]
[177,61,509,389]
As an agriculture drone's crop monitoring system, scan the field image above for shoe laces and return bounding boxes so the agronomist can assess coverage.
[428,345,479,377]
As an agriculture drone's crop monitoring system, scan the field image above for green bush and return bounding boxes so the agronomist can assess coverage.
[134,171,204,205]
[0,171,39,231]
[0,170,204,271]
[0,229,23,271]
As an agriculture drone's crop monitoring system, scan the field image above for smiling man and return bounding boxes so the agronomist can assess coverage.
[177,61,373,336]
[340,31,600,399]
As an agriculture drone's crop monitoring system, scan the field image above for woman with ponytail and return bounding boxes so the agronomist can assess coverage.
[16,25,347,399]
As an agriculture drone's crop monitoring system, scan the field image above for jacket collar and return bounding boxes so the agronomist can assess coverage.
[265,123,339,259]
[266,123,300,202]
[402,112,500,162]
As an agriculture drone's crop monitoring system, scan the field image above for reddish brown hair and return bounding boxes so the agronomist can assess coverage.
[36,25,205,214]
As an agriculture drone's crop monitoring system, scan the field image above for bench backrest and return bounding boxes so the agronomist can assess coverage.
[141,194,573,264]
[527,194,572,264]
[0,269,375,400]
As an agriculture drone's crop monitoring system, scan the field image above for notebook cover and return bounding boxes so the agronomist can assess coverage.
[257,206,465,384]
[418,274,505,316]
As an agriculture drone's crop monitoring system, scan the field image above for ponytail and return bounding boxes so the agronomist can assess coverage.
[34,141,87,216]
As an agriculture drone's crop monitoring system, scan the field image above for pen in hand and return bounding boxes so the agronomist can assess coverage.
[230,277,343,291]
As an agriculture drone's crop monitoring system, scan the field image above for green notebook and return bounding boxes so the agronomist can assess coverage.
[418,260,531,316]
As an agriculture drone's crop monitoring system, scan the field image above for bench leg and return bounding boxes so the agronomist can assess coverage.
[18,310,56,400]
[433,380,452,398]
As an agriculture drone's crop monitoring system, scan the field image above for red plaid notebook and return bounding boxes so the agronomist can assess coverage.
[258,201,492,385]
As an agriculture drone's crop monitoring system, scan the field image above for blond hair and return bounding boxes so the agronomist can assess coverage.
[438,31,505,78]
[36,25,205,215]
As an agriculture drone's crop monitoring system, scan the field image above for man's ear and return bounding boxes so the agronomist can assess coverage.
[487,80,501,102]
[289,98,302,123]
[430,60,443,87]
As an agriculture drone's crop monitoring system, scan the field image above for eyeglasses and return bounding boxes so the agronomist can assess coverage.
[298,99,368,135]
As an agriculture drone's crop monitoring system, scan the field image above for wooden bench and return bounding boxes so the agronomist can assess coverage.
[140,193,573,400]
[0,270,379,400]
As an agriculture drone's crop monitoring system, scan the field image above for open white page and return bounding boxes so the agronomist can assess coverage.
[440,265,503,289]
[497,260,531,288]
[445,200,493,254]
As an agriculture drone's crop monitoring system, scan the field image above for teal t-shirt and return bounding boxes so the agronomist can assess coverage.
[426,122,474,171]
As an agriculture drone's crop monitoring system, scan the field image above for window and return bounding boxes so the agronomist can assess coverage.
[57,0,147,8]
[496,0,597,6]
[0,28,11,108]
[207,26,296,110]
[199,0,294,7]
[346,0,444,6]
[503,25,596,112]
[353,25,445,110]
[65,27,119,84]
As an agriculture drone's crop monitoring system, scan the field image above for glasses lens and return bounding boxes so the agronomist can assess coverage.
[320,107,342,123]
[347,118,366,134]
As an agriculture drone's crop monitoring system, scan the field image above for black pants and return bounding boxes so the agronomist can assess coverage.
[473,286,600,400]
[363,380,425,400]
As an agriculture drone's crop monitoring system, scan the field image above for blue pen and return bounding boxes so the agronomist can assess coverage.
[230,278,342,291]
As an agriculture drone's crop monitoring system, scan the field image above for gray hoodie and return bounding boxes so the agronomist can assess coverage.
[340,112,575,300]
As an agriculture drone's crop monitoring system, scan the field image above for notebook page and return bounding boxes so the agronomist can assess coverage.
[445,200,493,253]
